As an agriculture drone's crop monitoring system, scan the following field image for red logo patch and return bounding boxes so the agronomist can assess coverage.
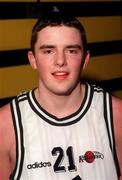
[84,151,95,163]
[79,151,104,163]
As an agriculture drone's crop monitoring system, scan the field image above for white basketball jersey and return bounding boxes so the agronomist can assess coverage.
[10,83,118,180]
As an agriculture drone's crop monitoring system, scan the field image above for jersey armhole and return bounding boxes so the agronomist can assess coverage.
[103,92,120,178]
[9,98,24,180]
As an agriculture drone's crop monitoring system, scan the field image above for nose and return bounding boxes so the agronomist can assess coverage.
[54,51,67,67]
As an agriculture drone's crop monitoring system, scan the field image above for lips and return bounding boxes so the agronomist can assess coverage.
[52,71,69,80]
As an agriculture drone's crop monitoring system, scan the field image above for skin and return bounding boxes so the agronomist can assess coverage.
[0,26,121,179]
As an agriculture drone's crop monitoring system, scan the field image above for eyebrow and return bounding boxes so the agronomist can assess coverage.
[39,44,82,49]
[66,45,82,49]
[39,45,55,49]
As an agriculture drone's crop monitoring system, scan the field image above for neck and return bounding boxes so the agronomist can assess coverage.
[35,84,85,118]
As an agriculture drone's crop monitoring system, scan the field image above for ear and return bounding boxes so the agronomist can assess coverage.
[83,51,90,69]
[28,51,37,69]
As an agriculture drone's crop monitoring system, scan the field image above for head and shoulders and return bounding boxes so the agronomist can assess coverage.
[26,12,90,118]
[0,10,122,135]
[0,11,122,133]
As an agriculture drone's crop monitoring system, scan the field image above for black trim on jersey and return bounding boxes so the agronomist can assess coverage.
[18,97,27,103]
[27,83,93,126]
[92,86,104,93]
[9,100,19,180]
[15,98,25,179]
[17,92,28,103]
[9,98,25,180]
[72,175,82,180]
[103,93,120,178]
[31,86,88,120]
[103,93,113,151]
[109,95,115,154]
[81,84,94,120]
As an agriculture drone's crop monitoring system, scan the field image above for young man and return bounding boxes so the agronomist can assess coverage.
[0,12,122,180]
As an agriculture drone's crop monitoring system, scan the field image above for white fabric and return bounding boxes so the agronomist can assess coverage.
[10,83,118,180]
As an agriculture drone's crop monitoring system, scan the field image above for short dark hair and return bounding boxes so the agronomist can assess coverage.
[30,12,88,57]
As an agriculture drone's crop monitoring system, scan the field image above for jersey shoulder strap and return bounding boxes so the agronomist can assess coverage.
[9,92,27,180]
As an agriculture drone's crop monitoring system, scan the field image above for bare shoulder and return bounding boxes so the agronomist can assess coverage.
[0,103,11,120]
[112,96,122,121]
[112,96,122,137]
[0,103,13,133]
[0,104,16,179]
[112,96,122,179]
[0,103,13,142]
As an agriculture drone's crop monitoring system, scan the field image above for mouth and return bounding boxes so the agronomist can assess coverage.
[52,71,69,80]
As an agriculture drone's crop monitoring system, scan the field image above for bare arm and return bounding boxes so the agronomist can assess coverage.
[112,96,122,180]
[0,104,15,179]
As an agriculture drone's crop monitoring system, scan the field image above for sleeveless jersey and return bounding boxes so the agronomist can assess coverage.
[9,83,118,180]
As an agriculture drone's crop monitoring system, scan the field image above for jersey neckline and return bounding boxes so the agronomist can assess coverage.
[28,83,93,126]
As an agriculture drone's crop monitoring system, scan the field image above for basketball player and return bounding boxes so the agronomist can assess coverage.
[0,12,122,180]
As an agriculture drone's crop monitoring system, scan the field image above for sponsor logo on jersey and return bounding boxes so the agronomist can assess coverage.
[27,161,52,169]
[79,151,104,163]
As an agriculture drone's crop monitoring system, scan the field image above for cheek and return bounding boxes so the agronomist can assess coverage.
[71,59,82,71]
[70,60,83,79]
[38,64,48,75]
[36,60,51,79]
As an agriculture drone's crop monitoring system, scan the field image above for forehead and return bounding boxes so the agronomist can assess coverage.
[36,26,82,45]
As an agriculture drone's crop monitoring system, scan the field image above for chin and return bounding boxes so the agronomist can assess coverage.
[52,86,76,96]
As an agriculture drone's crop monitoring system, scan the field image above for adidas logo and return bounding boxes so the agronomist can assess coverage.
[27,161,51,169]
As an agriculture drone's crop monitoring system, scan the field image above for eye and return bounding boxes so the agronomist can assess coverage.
[67,48,79,54]
[43,49,54,54]
[69,49,78,54]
